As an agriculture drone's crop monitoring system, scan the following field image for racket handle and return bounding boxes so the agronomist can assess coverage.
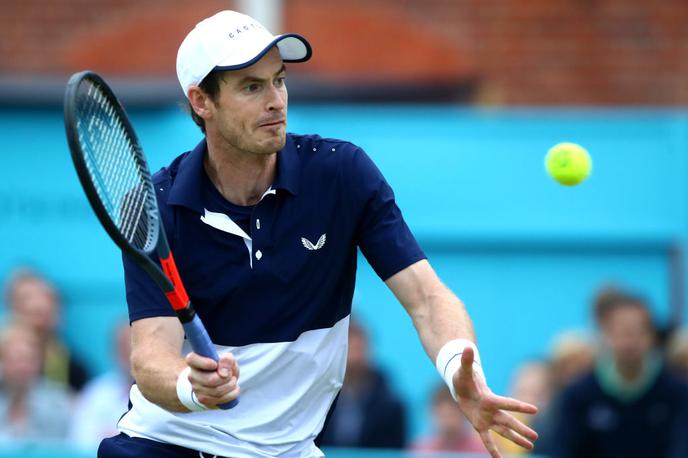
[183,314,239,410]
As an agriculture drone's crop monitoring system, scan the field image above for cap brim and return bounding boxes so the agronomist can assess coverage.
[213,33,312,72]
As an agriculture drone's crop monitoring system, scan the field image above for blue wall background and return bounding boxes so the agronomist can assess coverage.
[1,105,687,439]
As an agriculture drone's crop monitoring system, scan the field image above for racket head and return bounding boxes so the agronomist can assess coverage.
[64,71,160,259]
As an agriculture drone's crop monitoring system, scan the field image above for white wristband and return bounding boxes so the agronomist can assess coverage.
[176,367,209,412]
[435,339,486,400]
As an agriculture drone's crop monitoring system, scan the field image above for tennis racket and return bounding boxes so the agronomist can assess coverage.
[64,70,238,409]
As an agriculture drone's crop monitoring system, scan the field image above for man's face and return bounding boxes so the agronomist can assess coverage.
[206,47,288,155]
[11,277,59,336]
[601,305,654,367]
[1,328,42,387]
[346,329,369,373]
[434,399,469,438]
[511,362,551,408]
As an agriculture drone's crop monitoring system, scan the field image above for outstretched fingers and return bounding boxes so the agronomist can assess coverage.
[492,424,534,450]
[494,410,539,442]
[479,430,503,458]
[491,393,538,415]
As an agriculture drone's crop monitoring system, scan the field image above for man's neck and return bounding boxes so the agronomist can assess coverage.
[617,360,644,382]
[204,137,277,206]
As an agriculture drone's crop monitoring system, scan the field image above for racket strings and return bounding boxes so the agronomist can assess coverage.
[75,81,157,252]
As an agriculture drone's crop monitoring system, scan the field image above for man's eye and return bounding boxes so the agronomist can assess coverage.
[274,77,286,88]
[245,83,261,93]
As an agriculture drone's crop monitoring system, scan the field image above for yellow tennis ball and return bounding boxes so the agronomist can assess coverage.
[545,142,592,186]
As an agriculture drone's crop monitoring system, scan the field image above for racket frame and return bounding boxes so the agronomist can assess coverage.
[64,71,237,409]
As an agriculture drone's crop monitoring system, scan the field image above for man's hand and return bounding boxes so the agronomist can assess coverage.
[185,351,240,408]
[453,347,538,458]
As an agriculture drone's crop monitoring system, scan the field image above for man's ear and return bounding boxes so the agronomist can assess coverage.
[187,86,213,121]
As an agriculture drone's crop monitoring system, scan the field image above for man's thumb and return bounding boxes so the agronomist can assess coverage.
[218,353,234,378]
[461,345,474,369]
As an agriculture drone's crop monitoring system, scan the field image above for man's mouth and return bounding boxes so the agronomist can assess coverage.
[258,119,286,128]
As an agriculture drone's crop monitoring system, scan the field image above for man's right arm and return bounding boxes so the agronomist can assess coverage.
[130,316,240,412]
[131,316,188,411]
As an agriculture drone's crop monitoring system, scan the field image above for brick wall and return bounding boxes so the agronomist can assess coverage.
[0,0,233,74]
[405,0,688,105]
[1,0,686,105]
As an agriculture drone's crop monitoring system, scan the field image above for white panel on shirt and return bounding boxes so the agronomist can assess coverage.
[117,315,349,458]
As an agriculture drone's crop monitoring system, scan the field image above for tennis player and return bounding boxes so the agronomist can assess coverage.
[98,10,537,458]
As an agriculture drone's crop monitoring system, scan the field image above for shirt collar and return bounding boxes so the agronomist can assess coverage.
[273,134,300,196]
[167,139,206,213]
[167,135,300,213]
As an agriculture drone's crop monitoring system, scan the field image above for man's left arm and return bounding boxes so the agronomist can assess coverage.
[385,259,539,458]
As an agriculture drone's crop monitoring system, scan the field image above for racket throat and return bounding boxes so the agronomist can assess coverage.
[159,251,192,319]
[173,304,196,324]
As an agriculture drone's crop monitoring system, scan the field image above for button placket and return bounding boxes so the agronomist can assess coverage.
[250,191,278,267]
[251,203,268,266]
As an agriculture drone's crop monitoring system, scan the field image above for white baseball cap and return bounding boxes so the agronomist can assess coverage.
[176,10,312,97]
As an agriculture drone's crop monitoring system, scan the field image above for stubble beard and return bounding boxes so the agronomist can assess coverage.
[220,124,286,156]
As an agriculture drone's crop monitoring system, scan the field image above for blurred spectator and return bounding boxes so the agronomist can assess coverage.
[411,384,485,453]
[551,287,688,458]
[5,268,90,392]
[549,330,595,392]
[318,319,407,449]
[510,360,553,414]
[498,360,552,455]
[68,321,133,453]
[0,323,72,442]
[533,331,595,456]
[666,328,688,381]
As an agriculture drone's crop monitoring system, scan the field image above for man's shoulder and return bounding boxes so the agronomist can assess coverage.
[365,368,404,408]
[287,133,361,151]
[559,370,599,402]
[34,380,73,404]
[151,150,192,186]
[287,133,376,181]
[287,133,362,156]
[655,366,688,397]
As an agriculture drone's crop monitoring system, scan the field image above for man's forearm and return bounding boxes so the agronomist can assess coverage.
[131,317,189,412]
[412,284,476,361]
[132,349,188,412]
[386,260,476,361]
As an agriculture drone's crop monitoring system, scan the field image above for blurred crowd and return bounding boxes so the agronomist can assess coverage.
[322,287,688,458]
[2,267,688,457]
[0,268,132,452]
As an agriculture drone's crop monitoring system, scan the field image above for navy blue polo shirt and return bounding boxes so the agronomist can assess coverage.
[122,133,425,347]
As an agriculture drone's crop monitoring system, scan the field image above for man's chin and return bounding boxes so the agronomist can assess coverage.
[257,135,286,154]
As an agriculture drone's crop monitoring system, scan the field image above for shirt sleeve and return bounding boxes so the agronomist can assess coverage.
[122,252,176,322]
[350,147,426,281]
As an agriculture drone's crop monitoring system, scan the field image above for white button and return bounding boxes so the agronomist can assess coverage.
[256,219,261,229]
[255,250,262,260]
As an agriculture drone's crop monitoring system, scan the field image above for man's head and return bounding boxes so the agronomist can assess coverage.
[188,48,290,155]
[0,323,43,390]
[431,385,472,440]
[509,361,552,410]
[549,330,595,388]
[667,329,688,380]
[176,10,311,152]
[346,319,371,376]
[5,269,60,339]
[594,287,656,370]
